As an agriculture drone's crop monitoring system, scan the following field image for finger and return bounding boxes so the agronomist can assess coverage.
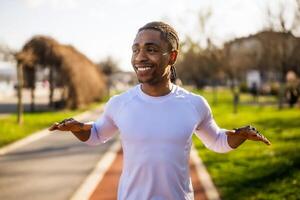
[260,135,271,145]
[57,123,69,131]
[262,139,271,145]
[49,122,59,131]
[58,118,72,124]
[57,120,76,131]
[63,119,76,127]
[258,136,271,145]
[253,132,271,145]
[64,118,74,123]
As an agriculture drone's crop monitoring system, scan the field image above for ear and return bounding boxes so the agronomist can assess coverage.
[169,50,178,65]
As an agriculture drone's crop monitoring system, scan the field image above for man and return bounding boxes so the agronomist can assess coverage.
[49,21,270,200]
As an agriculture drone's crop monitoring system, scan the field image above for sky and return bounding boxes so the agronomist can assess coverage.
[0,0,297,71]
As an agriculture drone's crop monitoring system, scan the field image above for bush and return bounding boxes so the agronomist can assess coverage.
[239,82,248,93]
[270,82,280,96]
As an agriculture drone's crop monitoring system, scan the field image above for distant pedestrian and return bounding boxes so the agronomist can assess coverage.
[250,82,258,102]
[286,87,299,107]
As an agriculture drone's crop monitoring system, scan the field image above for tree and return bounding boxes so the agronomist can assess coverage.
[16,36,108,111]
[0,44,24,124]
[222,39,259,113]
[97,56,120,76]
[176,37,223,89]
[263,0,300,108]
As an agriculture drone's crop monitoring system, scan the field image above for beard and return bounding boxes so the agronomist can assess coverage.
[137,76,161,85]
[134,66,171,86]
[136,70,170,86]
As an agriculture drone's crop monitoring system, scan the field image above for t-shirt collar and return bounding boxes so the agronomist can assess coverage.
[137,83,177,102]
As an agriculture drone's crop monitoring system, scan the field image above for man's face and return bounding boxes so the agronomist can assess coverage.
[131,29,172,85]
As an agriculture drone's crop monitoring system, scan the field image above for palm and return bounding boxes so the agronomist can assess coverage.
[227,125,271,145]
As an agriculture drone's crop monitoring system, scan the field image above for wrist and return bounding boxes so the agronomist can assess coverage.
[79,122,92,132]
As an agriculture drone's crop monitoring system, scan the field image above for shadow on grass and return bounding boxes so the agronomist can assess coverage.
[220,153,300,200]
[254,116,300,130]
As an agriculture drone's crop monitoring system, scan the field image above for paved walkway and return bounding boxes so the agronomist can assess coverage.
[0,106,115,200]
[89,149,208,200]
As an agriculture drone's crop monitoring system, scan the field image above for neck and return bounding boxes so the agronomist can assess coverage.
[141,80,173,97]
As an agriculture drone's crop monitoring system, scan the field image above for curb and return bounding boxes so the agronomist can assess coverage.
[70,140,121,200]
[0,128,50,155]
[191,146,221,200]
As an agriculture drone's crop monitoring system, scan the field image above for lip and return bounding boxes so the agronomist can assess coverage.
[134,64,153,70]
[134,64,154,75]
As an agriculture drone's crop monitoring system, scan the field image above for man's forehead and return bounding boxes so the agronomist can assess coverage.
[133,29,166,47]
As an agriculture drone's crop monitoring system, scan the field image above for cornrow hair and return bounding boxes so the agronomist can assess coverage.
[138,21,179,84]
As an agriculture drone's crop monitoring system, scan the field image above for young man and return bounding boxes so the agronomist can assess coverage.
[49,21,270,200]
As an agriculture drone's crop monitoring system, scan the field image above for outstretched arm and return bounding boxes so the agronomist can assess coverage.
[226,125,271,149]
[49,118,92,142]
[194,96,271,152]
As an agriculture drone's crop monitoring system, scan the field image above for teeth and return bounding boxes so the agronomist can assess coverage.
[137,67,151,71]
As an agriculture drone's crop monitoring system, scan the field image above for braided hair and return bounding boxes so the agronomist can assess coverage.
[138,21,179,83]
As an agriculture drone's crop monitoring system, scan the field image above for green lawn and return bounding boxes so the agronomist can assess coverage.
[193,90,300,200]
[0,102,103,147]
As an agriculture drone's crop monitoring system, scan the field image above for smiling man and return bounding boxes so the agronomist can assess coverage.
[49,21,270,200]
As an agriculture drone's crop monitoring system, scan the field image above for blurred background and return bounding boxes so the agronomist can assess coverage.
[0,0,299,200]
[1,0,300,111]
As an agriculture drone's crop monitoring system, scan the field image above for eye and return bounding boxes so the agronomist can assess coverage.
[132,48,139,54]
[146,47,158,54]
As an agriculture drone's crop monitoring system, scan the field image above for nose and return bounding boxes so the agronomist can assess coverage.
[133,49,148,62]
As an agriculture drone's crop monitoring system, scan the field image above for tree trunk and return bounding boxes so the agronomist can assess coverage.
[230,79,239,114]
[278,83,285,109]
[30,69,36,112]
[278,67,286,109]
[17,63,23,124]
[30,87,35,112]
[212,82,218,105]
[49,66,54,108]
[233,90,239,114]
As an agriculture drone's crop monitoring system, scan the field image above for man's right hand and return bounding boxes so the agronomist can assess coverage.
[49,118,85,133]
[49,118,92,142]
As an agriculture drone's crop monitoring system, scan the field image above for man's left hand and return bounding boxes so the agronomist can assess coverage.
[226,125,271,145]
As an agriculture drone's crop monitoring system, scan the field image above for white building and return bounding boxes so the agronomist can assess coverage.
[246,70,261,88]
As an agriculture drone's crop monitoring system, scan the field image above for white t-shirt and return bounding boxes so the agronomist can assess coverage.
[85,84,233,200]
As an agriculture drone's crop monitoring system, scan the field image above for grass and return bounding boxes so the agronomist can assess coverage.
[0,102,104,148]
[192,89,300,200]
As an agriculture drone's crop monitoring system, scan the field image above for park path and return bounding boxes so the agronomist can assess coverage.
[89,149,208,200]
[0,88,60,115]
[0,106,116,200]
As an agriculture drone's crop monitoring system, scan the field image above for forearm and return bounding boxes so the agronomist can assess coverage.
[71,123,92,142]
[226,130,247,149]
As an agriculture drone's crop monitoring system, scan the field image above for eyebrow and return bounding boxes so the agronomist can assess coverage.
[132,41,161,48]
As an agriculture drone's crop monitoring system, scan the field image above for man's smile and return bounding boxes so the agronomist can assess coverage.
[134,64,154,73]
[136,67,151,71]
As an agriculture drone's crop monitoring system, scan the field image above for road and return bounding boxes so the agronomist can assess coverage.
[0,88,62,115]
